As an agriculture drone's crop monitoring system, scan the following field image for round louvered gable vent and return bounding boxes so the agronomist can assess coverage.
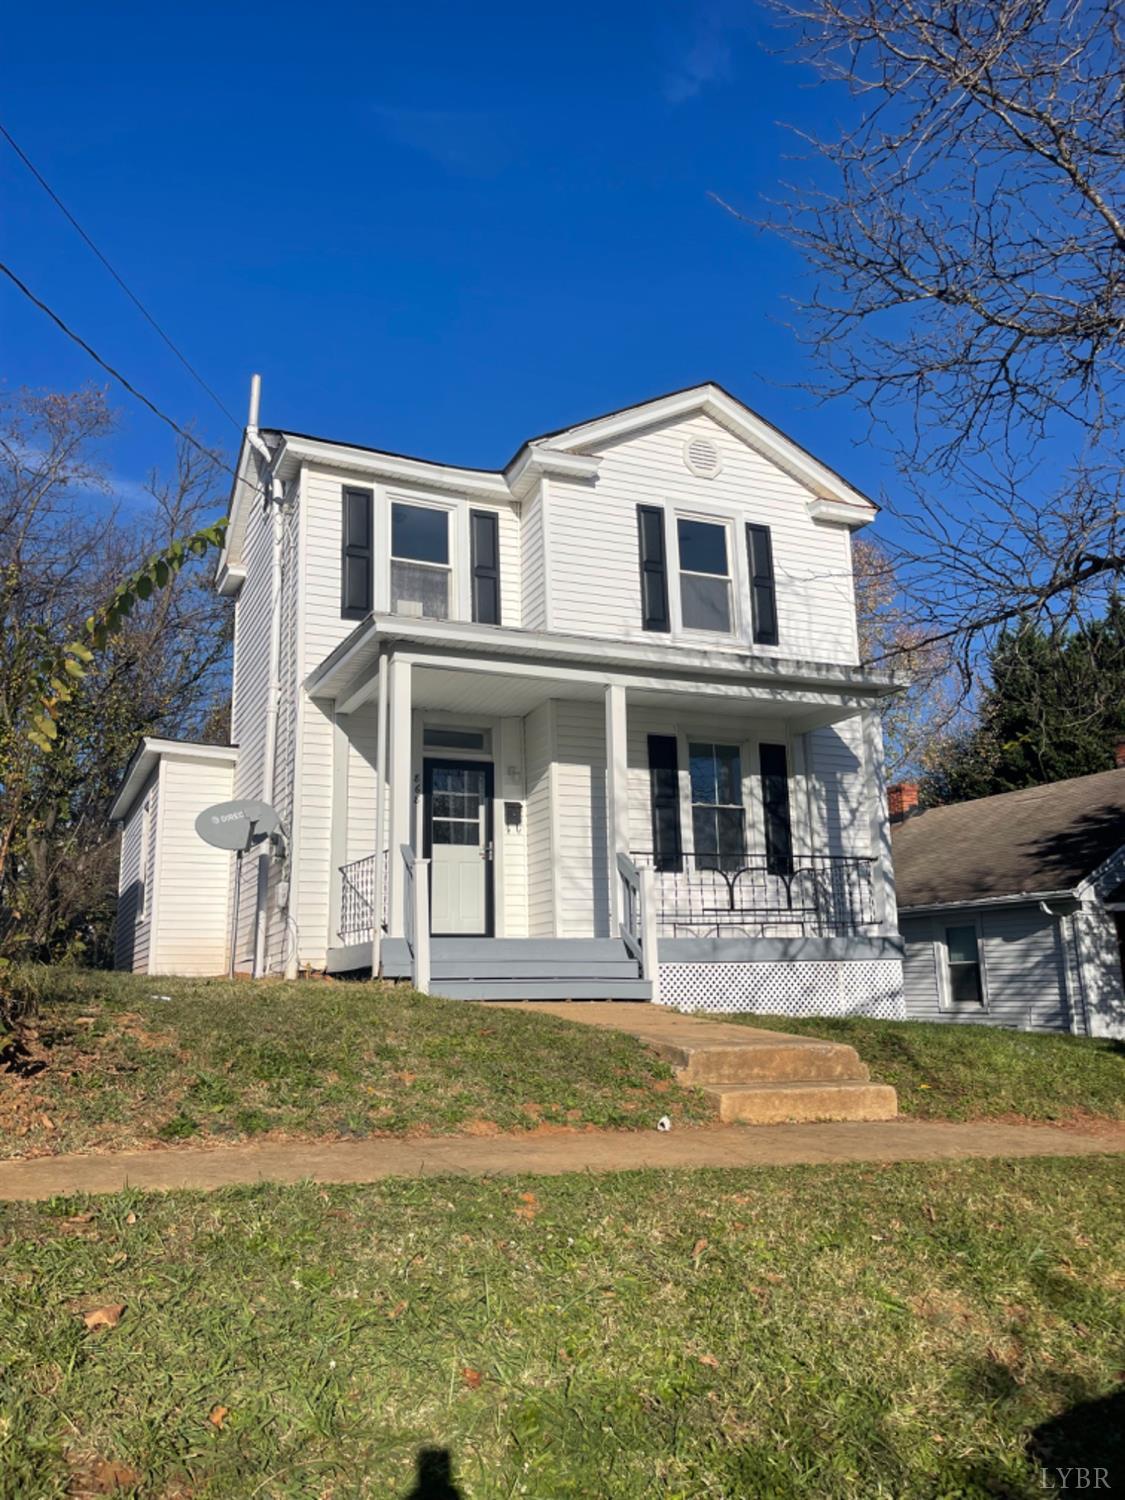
[683,435,723,479]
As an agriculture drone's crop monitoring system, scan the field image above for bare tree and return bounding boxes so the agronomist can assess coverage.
[732,1,1124,672]
[0,389,232,962]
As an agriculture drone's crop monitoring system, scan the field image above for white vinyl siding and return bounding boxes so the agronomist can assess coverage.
[807,719,868,856]
[520,484,546,631]
[115,768,158,973]
[152,755,236,976]
[553,701,610,938]
[543,412,858,663]
[524,701,555,936]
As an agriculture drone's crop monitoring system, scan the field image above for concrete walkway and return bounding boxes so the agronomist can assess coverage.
[1,1121,1121,1201]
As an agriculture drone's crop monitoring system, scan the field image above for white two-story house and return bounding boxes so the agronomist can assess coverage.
[112,382,907,1015]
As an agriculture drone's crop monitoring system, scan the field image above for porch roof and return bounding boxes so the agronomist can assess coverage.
[305,615,903,730]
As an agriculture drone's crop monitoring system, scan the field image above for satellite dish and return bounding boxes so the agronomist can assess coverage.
[196,799,280,852]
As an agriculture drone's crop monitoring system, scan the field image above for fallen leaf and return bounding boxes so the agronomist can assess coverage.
[761,1271,784,1285]
[65,1212,95,1225]
[388,1300,408,1319]
[698,1352,720,1368]
[514,1192,540,1221]
[209,1404,229,1429]
[461,1367,483,1388]
[124,1212,138,1226]
[83,1304,126,1332]
[691,1238,708,1260]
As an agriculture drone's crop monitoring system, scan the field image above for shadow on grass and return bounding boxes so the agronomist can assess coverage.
[1028,1387,1124,1485]
[403,1447,463,1499]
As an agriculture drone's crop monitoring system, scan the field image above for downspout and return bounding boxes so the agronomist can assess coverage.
[245,373,286,978]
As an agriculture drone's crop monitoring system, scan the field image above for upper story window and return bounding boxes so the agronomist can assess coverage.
[391,502,450,619]
[677,518,733,634]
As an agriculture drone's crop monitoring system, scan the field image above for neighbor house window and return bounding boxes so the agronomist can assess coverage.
[677,518,733,633]
[391,502,450,619]
[943,923,985,1006]
[689,741,745,870]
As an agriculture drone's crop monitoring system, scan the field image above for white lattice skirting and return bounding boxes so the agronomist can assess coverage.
[657,960,906,1019]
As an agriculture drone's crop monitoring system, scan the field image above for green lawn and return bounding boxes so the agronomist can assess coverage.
[2,972,712,1159]
[728,1013,1125,1124]
[2,1158,1122,1498]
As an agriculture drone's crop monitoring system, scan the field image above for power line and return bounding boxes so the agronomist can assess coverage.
[0,257,259,500]
[0,119,241,433]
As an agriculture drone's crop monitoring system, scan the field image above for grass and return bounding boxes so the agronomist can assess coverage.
[1,1157,1122,1498]
[727,1013,1125,1124]
[1,971,712,1159]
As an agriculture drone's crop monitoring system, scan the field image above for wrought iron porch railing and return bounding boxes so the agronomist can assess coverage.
[630,850,877,938]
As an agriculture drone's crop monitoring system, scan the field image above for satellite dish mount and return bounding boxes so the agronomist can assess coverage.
[195,800,282,977]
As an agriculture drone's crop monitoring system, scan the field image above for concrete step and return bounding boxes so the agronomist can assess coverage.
[701,1080,899,1125]
[656,1040,870,1086]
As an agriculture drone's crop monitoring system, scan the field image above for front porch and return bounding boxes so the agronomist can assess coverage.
[307,617,901,1006]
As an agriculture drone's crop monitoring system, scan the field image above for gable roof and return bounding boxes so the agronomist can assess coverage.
[220,382,877,577]
[892,768,1125,909]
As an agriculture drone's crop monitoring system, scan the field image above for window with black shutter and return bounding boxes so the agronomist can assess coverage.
[341,486,374,619]
[647,734,683,872]
[759,743,793,877]
[745,523,779,646]
[636,506,670,631]
[470,509,501,625]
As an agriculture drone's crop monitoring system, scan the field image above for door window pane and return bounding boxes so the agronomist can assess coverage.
[392,503,449,565]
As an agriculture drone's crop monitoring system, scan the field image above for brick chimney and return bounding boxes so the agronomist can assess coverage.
[1115,739,1125,769]
[888,781,920,824]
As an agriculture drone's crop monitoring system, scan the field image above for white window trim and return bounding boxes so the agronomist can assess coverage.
[676,729,756,863]
[670,510,740,641]
[386,490,460,621]
[937,915,989,1010]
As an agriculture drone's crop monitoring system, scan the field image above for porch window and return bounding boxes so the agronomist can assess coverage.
[677,518,733,633]
[391,503,450,619]
[689,741,745,870]
[943,924,985,1006]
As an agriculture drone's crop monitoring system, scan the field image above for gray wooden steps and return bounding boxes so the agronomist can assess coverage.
[377,936,650,1000]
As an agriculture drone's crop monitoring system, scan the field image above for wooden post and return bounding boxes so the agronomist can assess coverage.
[605,683,630,931]
[387,657,412,937]
[414,857,431,993]
[639,863,661,1003]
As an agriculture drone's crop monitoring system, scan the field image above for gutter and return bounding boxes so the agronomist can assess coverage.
[899,890,1077,916]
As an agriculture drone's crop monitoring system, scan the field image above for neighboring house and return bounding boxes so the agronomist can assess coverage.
[112,381,908,1014]
[892,765,1125,1038]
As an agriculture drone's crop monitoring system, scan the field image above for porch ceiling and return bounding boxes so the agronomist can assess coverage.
[412,663,850,729]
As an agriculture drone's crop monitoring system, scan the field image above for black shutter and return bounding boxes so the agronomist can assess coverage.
[760,743,793,877]
[746,523,778,646]
[341,486,373,619]
[647,734,683,873]
[470,509,501,625]
[637,506,670,631]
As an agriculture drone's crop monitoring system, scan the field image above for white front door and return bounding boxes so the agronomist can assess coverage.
[425,760,493,936]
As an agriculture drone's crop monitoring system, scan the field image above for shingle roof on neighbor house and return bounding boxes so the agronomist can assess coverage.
[892,768,1125,909]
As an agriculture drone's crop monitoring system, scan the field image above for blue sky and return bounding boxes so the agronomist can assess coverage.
[2,1,889,512]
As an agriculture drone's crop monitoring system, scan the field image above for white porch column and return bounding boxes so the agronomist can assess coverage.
[387,656,413,938]
[605,683,630,933]
[862,706,895,931]
[327,705,349,950]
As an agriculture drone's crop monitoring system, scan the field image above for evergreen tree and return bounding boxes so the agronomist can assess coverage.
[923,602,1125,806]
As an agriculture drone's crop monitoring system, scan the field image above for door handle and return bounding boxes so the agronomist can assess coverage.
[481,842,494,861]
